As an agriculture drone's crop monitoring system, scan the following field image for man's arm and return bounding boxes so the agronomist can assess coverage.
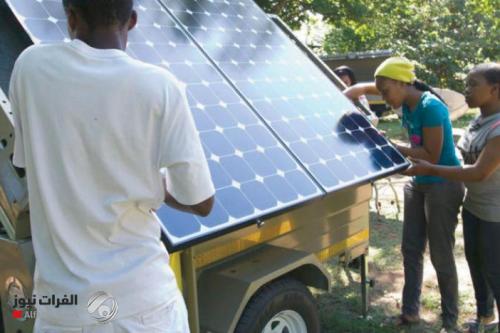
[159,78,216,217]
[164,189,214,217]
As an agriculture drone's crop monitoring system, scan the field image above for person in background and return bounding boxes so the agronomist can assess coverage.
[344,57,464,333]
[334,65,371,110]
[10,0,215,331]
[406,63,500,333]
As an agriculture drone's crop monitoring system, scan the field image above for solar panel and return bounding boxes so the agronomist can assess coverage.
[4,0,323,250]
[161,0,409,192]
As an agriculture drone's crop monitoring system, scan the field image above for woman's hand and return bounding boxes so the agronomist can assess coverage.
[343,85,364,100]
[343,82,379,100]
[403,158,433,176]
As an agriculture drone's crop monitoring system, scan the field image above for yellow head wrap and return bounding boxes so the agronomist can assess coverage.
[374,57,416,83]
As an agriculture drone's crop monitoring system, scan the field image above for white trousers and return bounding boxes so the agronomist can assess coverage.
[33,292,190,333]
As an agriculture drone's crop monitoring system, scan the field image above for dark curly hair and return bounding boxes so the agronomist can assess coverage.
[62,0,134,28]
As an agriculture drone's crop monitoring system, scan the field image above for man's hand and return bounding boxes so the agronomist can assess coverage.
[402,158,433,176]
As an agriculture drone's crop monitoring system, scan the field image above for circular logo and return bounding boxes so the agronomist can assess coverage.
[87,291,118,323]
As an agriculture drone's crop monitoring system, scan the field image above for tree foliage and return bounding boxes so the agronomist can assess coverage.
[254,0,312,29]
[257,0,499,91]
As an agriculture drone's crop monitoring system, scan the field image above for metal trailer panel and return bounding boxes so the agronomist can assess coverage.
[0,234,35,333]
[0,2,31,240]
[190,184,371,270]
[0,87,29,240]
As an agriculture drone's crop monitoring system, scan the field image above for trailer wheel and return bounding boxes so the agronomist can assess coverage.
[235,277,320,333]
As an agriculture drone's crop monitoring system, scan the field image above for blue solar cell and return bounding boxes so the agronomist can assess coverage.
[366,128,390,146]
[9,0,48,18]
[352,130,377,149]
[196,201,229,228]
[156,206,200,238]
[286,169,324,197]
[382,146,406,165]
[224,128,256,152]
[241,181,277,211]
[204,105,238,127]
[207,160,232,188]
[43,2,65,20]
[192,108,216,131]
[265,147,298,172]
[273,121,301,143]
[342,155,371,177]
[290,141,320,165]
[309,164,340,188]
[220,155,255,183]
[372,149,394,169]
[246,124,279,147]
[217,187,254,218]
[339,115,360,131]
[201,131,234,156]
[323,135,354,157]
[264,175,299,203]
[326,159,355,182]
[5,0,323,249]
[244,151,278,177]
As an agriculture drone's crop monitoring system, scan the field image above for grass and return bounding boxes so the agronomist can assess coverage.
[316,109,490,333]
[377,113,407,142]
[452,109,478,129]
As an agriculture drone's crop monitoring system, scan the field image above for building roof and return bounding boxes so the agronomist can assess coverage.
[321,50,393,61]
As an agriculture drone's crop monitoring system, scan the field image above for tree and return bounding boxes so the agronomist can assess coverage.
[254,0,313,29]
[257,0,499,91]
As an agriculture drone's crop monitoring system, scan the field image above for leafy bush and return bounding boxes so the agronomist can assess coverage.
[257,0,499,91]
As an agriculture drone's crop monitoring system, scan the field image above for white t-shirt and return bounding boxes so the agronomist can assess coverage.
[9,39,215,326]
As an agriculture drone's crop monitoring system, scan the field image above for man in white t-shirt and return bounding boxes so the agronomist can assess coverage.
[9,0,215,332]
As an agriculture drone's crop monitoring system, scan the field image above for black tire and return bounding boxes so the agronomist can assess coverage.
[235,277,321,333]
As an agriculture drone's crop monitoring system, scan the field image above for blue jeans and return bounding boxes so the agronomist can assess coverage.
[463,209,500,331]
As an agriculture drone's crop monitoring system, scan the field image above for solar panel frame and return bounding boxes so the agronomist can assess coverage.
[4,0,410,251]
[3,0,327,251]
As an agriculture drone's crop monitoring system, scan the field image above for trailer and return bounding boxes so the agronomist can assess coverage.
[0,1,409,332]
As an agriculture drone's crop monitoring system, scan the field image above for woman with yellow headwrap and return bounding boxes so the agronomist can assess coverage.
[345,57,464,333]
